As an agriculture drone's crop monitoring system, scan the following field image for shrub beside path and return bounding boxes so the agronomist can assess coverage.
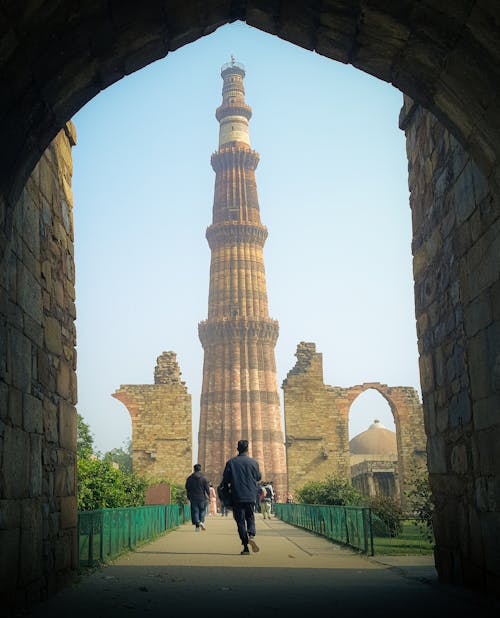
[27,516,498,617]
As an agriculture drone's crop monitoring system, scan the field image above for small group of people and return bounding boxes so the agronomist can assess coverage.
[184,439,262,555]
[257,481,274,519]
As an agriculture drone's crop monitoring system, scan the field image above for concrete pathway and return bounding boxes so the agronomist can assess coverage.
[26,516,499,618]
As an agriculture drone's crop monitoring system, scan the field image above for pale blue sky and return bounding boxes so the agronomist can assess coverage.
[72,22,419,456]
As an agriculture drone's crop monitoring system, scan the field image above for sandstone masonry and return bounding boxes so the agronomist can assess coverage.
[283,342,426,502]
[198,61,287,496]
[113,352,192,485]
[401,96,500,591]
[0,125,77,606]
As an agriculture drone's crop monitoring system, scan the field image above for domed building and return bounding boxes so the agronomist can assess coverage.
[349,420,399,500]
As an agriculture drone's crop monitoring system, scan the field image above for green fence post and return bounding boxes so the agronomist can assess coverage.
[369,508,374,556]
[344,506,350,546]
[88,513,94,566]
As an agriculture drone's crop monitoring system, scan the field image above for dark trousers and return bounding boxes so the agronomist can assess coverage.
[232,502,256,546]
[190,500,207,526]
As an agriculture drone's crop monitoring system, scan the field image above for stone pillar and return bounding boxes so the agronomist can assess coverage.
[198,60,286,497]
[401,96,500,591]
[113,352,192,485]
[0,124,78,607]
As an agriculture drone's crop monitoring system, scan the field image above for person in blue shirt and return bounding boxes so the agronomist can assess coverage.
[221,439,261,554]
[185,464,210,532]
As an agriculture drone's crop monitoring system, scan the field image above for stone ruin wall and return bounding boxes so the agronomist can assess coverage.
[0,125,77,605]
[113,352,192,486]
[282,343,350,496]
[283,342,426,502]
[401,96,500,590]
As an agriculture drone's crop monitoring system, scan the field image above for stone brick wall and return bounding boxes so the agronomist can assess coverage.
[283,343,426,502]
[401,96,500,590]
[113,352,192,485]
[283,343,350,495]
[0,125,77,606]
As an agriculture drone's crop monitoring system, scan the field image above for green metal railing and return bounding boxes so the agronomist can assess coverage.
[274,503,374,555]
[78,504,191,566]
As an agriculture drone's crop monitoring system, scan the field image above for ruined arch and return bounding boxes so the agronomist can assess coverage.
[1,0,500,604]
[283,347,425,506]
[344,383,426,502]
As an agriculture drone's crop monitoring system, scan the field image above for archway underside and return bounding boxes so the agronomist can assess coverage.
[1,1,499,255]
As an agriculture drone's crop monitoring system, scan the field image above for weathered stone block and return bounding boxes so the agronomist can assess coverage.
[44,316,63,356]
[43,400,58,443]
[427,435,447,473]
[18,500,42,585]
[54,535,71,572]
[451,443,468,474]
[473,390,500,429]
[8,327,31,392]
[449,390,472,428]
[2,426,30,498]
[23,393,43,434]
[58,401,76,451]
[54,464,75,497]
[464,291,492,337]
[468,330,491,401]
[8,387,22,427]
[29,434,42,497]
[17,261,42,324]
[21,191,40,260]
[56,361,71,400]
[60,496,77,529]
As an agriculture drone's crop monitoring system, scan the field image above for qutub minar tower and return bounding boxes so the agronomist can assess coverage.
[198,59,287,497]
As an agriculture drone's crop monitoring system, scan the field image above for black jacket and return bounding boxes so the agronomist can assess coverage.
[185,471,210,502]
[222,453,261,503]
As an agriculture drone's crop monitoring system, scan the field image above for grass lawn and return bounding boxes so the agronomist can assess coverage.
[373,520,434,555]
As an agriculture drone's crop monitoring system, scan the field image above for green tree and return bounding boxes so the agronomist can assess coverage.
[77,457,147,511]
[77,414,94,459]
[368,495,404,537]
[103,439,132,472]
[296,475,363,506]
[405,465,434,540]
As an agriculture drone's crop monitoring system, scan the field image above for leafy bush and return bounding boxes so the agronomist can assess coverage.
[171,484,188,505]
[78,457,147,511]
[368,495,404,537]
[296,476,363,506]
[404,465,434,541]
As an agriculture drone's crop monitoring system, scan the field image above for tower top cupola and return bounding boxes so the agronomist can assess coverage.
[216,56,253,148]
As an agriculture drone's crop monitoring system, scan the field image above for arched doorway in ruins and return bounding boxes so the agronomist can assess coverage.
[346,384,426,504]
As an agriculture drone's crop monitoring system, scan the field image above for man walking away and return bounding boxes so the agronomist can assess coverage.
[185,464,210,532]
[222,439,261,555]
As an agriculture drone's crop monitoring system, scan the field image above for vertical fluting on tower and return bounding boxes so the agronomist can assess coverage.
[198,60,287,498]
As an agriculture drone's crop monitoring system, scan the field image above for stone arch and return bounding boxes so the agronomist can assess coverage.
[1,1,500,604]
[342,383,426,503]
[1,2,500,257]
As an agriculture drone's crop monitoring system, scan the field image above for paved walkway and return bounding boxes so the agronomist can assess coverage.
[26,516,499,618]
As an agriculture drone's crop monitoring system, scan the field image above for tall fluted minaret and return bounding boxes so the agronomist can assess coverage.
[198,59,287,498]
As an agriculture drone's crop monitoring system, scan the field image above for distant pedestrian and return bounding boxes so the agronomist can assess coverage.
[208,482,217,516]
[221,439,261,555]
[261,481,273,519]
[185,464,210,532]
